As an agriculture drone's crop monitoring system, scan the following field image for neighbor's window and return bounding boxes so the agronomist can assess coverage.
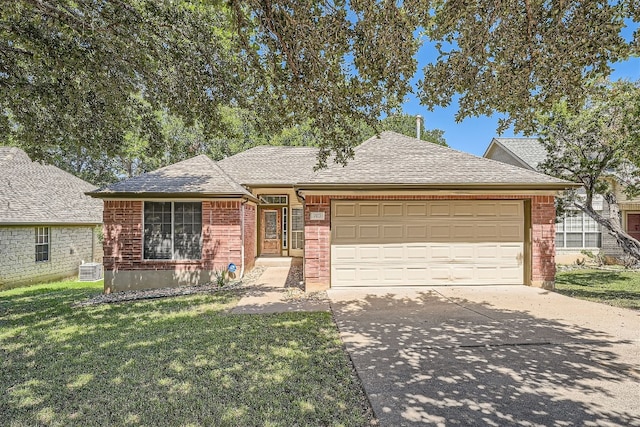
[555,211,602,249]
[144,202,202,260]
[35,227,50,262]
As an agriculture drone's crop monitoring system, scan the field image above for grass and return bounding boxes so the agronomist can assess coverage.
[555,269,640,310]
[0,280,372,426]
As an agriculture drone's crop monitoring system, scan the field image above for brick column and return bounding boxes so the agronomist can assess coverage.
[304,196,331,291]
[531,195,556,289]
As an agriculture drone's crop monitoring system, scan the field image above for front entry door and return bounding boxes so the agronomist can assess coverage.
[628,213,640,241]
[261,209,281,255]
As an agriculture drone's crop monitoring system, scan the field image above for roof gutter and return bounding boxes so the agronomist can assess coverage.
[86,191,260,204]
[295,181,581,192]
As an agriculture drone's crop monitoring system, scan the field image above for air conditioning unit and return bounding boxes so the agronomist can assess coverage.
[79,262,103,281]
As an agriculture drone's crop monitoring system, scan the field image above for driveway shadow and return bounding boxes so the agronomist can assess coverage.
[330,290,640,426]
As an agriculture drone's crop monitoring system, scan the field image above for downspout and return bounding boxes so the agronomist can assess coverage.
[240,200,247,279]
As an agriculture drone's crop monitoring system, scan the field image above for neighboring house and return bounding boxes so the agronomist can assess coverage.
[0,147,103,288]
[89,131,575,293]
[484,137,640,263]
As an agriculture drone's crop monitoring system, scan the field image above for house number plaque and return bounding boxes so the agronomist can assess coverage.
[310,212,325,221]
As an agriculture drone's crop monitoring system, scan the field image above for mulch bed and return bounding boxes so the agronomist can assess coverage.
[73,266,267,307]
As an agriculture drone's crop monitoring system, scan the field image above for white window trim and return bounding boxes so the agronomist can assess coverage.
[35,226,50,263]
[556,210,602,249]
[282,207,288,249]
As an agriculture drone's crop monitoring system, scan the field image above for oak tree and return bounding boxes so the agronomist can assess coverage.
[537,80,640,261]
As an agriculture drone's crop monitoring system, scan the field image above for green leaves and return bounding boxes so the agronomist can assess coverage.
[420,0,633,133]
[1,0,638,177]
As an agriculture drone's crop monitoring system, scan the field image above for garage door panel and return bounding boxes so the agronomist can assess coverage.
[500,202,523,217]
[335,203,356,217]
[382,246,404,259]
[451,266,475,280]
[382,224,404,239]
[429,224,452,239]
[331,200,524,287]
[453,203,475,216]
[334,224,357,240]
[406,203,428,216]
[406,245,429,259]
[429,203,451,216]
[476,223,499,238]
[407,268,429,281]
[382,203,404,216]
[359,225,380,239]
[452,224,476,239]
[358,203,380,217]
[406,224,428,237]
[500,224,523,239]
[333,246,357,260]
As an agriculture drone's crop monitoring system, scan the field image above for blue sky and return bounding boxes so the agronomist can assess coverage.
[402,28,640,156]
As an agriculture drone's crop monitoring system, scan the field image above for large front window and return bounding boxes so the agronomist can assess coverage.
[556,211,602,249]
[144,202,202,260]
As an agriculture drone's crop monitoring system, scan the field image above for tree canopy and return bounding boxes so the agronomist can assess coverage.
[537,80,640,261]
[1,0,638,167]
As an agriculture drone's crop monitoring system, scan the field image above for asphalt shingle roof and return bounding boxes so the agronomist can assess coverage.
[218,146,319,185]
[90,155,255,198]
[0,147,102,224]
[301,131,571,187]
[490,138,547,170]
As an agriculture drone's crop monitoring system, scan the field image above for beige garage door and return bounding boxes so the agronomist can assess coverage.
[331,200,524,286]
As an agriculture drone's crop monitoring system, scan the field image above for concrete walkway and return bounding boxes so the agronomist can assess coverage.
[328,286,640,427]
[231,265,330,314]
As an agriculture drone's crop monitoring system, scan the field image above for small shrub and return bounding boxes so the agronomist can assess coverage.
[622,255,639,269]
[580,249,605,267]
[213,268,229,287]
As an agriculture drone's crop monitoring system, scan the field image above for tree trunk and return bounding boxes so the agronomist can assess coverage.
[577,193,640,263]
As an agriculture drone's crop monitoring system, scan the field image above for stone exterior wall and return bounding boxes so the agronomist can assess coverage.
[102,200,252,292]
[0,225,101,288]
[303,194,557,291]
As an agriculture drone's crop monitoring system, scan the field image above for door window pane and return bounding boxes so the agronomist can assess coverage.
[265,211,278,239]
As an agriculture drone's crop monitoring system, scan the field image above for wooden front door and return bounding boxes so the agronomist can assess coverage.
[261,209,281,255]
[628,213,640,241]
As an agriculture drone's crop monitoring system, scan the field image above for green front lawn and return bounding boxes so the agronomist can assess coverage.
[555,269,640,310]
[0,280,371,426]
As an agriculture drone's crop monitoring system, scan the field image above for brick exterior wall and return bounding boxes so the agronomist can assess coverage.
[303,196,331,291]
[531,195,556,289]
[243,203,257,272]
[0,225,102,288]
[303,194,557,291]
[103,200,251,292]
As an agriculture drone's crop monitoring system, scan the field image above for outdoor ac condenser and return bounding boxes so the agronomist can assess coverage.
[79,262,103,281]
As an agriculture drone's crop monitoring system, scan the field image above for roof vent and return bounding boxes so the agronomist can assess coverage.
[416,115,422,140]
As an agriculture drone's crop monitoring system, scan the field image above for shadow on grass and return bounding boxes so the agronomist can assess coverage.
[331,291,640,426]
[0,286,371,426]
[555,271,627,287]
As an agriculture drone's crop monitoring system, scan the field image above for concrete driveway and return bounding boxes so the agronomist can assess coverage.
[328,286,640,426]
